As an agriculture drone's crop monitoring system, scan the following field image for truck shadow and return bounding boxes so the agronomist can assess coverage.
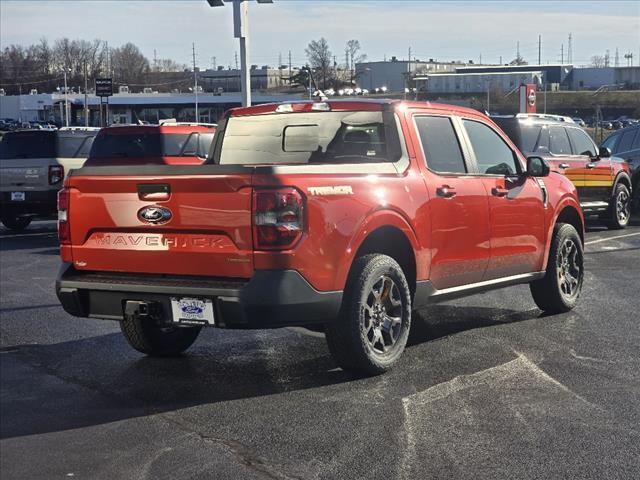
[2,304,542,440]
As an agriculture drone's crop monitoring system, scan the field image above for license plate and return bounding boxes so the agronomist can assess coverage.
[170,297,215,326]
[11,192,25,201]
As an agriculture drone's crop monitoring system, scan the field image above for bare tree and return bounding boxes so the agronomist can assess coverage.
[345,39,367,83]
[157,58,187,72]
[111,43,150,84]
[590,55,605,68]
[305,37,332,89]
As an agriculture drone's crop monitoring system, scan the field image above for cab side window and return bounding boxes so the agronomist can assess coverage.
[414,116,466,174]
[462,119,520,176]
[549,127,572,155]
[567,128,597,156]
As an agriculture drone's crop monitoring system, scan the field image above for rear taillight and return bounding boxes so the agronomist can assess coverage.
[49,165,64,185]
[252,188,304,250]
[58,188,70,244]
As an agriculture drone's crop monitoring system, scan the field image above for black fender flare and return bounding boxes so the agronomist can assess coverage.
[612,171,632,196]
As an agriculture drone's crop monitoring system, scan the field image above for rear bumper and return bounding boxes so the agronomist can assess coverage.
[0,189,58,216]
[55,263,342,328]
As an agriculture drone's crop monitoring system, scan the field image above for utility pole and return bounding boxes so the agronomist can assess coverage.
[288,50,292,85]
[538,35,541,65]
[605,49,610,68]
[212,56,217,70]
[479,53,482,64]
[615,48,619,67]
[83,61,88,127]
[192,42,199,122]
[567,33,572,64]
[235,51,239,70]
[153,49,158,71]
[499,55,502,65]
[560,44,564,64]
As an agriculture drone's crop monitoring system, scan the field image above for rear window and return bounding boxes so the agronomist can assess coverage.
[89,132,211,158]
[213,111,401,165]
[0,131,56,159]
[57,134,97,158]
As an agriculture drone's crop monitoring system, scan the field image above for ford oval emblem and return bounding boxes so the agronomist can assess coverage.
[138,205,172,224]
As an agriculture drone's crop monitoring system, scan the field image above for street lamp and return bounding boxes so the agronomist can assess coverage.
[61,68,71,127]
[206,0,274,107]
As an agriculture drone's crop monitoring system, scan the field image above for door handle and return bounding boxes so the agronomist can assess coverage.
[586,163,596,169]
[138,183,171,201]
[436,185,456,198]
[491,186,509,197]
[559,163,570,169]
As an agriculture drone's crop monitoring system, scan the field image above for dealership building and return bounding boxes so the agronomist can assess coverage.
[0,91,302,126]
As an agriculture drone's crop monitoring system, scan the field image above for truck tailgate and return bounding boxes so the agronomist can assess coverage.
[67,170,254,278]
[0,159,50,191]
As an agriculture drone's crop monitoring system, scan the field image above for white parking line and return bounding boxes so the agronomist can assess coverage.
[585,232,640,246]
[0,231,57,239]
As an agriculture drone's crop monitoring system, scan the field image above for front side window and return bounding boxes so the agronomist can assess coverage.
[414,116,466,174]
[601,132,620,152]
[549,127,572,155]
[617,128,638,153]
[566,128,597,156]
[214,111,401,165]
[462,119,519,175]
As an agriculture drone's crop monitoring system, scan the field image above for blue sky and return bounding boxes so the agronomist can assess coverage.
[1,1,638,68]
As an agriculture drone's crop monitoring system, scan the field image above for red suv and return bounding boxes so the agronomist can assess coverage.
[56,100,585,375]
[84,123,216,166]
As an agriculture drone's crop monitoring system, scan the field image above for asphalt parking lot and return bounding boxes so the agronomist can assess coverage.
[1,218,639,480]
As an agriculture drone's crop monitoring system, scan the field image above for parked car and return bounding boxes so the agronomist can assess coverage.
[514,113,575,123]
[84,123,216,167]
[56,100,585,375]
[601,123,640,210]
[572,117,586,127]
[493,116,632,228]
[0,127,99,231]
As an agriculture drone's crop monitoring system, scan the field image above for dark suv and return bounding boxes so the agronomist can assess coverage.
[601,124,640,211]
[493,116,633,229]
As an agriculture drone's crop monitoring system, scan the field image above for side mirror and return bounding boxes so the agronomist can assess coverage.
[526,156,550,177]
[599,146,612,158]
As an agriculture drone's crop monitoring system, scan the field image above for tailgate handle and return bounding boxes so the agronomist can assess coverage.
[138,184,171,201]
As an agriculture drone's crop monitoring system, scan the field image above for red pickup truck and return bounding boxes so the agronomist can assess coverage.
[56,100,585,375]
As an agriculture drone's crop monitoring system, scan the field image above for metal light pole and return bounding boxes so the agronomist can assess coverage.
[63,69,70,127]
[207,0,273,107]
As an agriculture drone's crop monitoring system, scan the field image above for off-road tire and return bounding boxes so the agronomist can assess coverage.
[0,213,32,231]
[530,223,583,313]
[325,254,412,375]
[607,183,631,230]
[120,315,201,357]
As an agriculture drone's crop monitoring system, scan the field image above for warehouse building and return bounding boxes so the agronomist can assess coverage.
[416,71,543,94]
[355,58,468,92]
[199,65,299,92]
